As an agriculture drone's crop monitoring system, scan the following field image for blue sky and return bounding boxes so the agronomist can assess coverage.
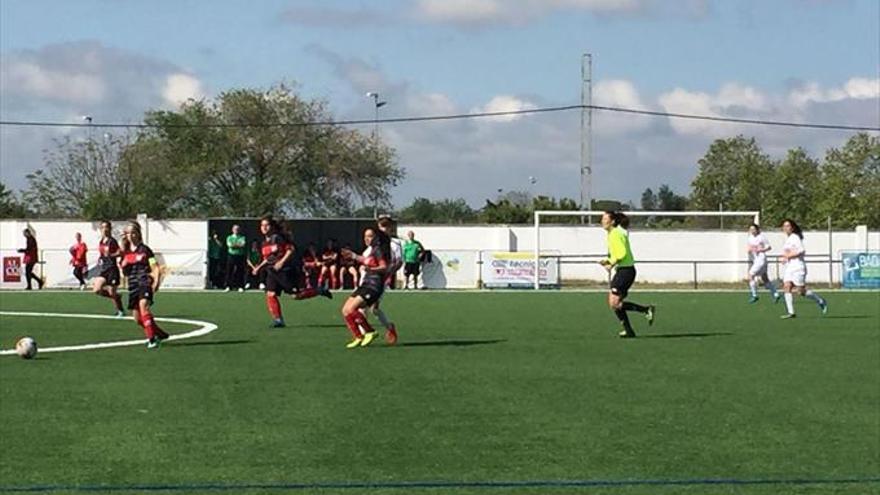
[1,0,878,207]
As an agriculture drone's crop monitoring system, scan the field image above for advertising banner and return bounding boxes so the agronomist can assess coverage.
[481,251,559,288]
[156,251,207,289]
[841,251,880,289]
[3,256,21,283]
[418,250,479,289]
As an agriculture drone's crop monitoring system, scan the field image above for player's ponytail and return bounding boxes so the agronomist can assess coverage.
[783,218,803,239]
[617,212,630,229]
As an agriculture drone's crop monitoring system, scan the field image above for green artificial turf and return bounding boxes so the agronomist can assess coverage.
[0,290,878,495]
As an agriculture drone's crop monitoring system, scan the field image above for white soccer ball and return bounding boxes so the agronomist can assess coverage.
[15,337,37,360]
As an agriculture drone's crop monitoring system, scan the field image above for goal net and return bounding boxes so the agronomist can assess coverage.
[532,210,761,290]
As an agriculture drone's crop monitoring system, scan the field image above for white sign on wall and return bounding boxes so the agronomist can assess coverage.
[418,250,479,289]
[481,251,559,288]
[155,251,206,289]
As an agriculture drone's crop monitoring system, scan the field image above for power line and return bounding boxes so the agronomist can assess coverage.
[0,104,877,131]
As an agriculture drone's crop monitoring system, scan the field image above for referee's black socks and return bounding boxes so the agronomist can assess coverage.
[615,308,634,332]
[622,302,648,313]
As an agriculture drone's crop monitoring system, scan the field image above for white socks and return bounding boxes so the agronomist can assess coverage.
[749,280,758,297]
[784,292,795,314]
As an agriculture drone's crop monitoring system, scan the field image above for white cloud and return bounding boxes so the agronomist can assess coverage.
[413,0,705,25]
[2,60,106,105]
[0,41,209,189]
[593,79,652,135]
[162,73,205,107]
[789,77,880,107]
[470,95,537,122]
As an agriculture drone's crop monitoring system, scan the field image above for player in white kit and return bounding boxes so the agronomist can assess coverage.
[780,219,828,319]
[746,223,780,304]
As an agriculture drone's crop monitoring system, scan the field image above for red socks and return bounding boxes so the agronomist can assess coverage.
[266,294,282,320]
[344,312,368,338]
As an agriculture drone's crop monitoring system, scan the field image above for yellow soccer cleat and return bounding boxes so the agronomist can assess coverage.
[346,338,363,349]
[359,331,376,347]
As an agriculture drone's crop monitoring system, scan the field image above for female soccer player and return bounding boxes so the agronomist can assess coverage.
[93,221,125,316]
[17,229,43,290]
[319,240,340,290]
[69,232,88,290]
[340,227,390,348]
[120,221,169,349]
[746,223,780,304]
[598,211,655,338]
[251,216,331,328]
[355,217,400,345]
[780,219,827,319]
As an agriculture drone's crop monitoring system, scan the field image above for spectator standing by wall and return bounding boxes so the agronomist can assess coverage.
[403,231,424,290]
[208,231,223,289]
[224,224,247,292]
[245,239,264,290]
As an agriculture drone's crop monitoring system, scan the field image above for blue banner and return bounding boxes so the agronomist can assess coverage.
[841,251,880,289]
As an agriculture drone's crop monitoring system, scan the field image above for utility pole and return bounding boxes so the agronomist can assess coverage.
[580,53,593,219]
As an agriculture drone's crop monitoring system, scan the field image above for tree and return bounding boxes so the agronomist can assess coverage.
[24,84,403,219]
[640,188,657,211]
[0,181,29,218]
[24,134,141,219]
[815,133,880,229]
[690,136,774,212]
[656,184,687,211]
[762,148,821,228]
[397,197,477,224]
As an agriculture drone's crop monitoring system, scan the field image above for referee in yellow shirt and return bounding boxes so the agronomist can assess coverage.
[599,211,655,338]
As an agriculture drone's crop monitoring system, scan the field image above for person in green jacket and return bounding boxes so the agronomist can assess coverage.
[598,211,654,338]
[402,231,424,289]
[224,224,247,292]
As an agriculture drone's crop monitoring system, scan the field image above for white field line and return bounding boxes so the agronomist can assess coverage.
[0,311,218,355]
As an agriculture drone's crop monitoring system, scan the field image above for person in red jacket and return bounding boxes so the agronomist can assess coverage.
[17,229,43,290]
[69,232,88,290]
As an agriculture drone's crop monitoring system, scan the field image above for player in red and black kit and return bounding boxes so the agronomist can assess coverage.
[120,221,169,349]
[339,227,391,348]
[318,240,340,290]
[93,221,125,316]
[17,229,43,290]
[69,232,88,289]
[301,243,321,289]
[251,216,332,328]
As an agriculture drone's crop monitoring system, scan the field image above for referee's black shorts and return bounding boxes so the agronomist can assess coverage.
[610,266,636,298]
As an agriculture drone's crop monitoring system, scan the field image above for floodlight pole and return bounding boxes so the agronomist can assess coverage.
[580,53,593,218]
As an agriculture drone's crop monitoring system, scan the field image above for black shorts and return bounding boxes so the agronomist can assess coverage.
[610,266,636,298]
[351,285,384,305]
[404,262,420,276]
[128,285,154,310]
[265,267,303,295]
[98,266,120,286]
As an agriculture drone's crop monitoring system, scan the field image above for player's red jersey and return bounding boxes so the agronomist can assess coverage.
[122,244,156,290]
[98,237,120,271]
[261,233,293,267]
[69,242,88,267]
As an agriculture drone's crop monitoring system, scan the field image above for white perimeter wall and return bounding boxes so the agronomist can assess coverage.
[0,219,207,289]
[400,224,880,285]
[2,219,878,288]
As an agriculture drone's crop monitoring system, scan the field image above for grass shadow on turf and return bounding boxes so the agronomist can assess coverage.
[640,332,733,339]
[396,339,507,348]
[171,339,256,347]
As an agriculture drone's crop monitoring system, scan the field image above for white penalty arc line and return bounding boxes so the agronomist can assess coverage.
[0,311,218,355]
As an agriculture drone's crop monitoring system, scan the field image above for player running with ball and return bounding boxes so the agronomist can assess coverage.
[120,221,169,349]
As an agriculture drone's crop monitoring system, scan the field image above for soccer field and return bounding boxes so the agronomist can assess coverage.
[0,290,878,495]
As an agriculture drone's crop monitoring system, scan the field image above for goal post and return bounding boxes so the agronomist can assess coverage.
[532,210,761,289]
